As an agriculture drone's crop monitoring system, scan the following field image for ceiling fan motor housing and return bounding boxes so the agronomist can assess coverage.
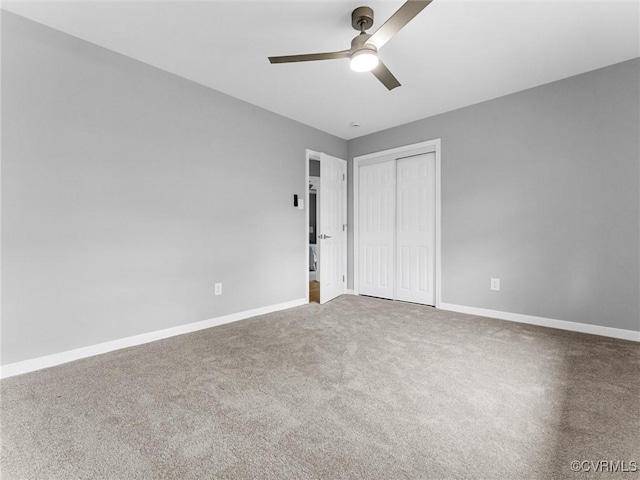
[352,6,374,31]
[351,33,375,52]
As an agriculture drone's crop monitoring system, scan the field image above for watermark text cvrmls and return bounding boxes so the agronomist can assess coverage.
[570,460,638,473]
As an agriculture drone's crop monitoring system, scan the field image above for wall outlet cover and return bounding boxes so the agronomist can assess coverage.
[490,278,500,291]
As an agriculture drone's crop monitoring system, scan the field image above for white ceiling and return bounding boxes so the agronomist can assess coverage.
[3,1,639,139]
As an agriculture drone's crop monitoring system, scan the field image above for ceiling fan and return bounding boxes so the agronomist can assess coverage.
[268,1,433,91]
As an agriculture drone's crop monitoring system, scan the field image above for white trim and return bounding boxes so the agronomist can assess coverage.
[356,143,437,163]
[353,156,360,295]
[0,298,307,379]
[439,302,640,342]
[353,139,442,308]
[345,289,356,295]
[433,140,442,308]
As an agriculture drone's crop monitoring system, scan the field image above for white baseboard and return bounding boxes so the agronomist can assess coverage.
[439,302,640,342]
[0,298,307,379]
[345,289,356,295]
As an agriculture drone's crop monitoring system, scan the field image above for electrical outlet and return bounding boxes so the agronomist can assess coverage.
[215,283,222,296]
[490,278,500,291]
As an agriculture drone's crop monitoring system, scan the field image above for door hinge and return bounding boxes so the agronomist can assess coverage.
[343,275,345,282]
[343,173,345,181]
[343,224,346,231]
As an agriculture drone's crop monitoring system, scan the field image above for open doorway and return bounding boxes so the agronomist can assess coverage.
[305,150,347,304]
[308,163,320,302]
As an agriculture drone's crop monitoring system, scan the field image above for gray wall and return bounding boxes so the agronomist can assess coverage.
[3,12,638,368]
[1,12,347,365]
[348,58,640,332]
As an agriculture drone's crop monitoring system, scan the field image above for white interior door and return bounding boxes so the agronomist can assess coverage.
[319,153,346,304]
[395,153,436,305]
[358,160,395,300]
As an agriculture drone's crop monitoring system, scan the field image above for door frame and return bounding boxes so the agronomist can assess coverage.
[305,149,347,303]
[353,139,442,307]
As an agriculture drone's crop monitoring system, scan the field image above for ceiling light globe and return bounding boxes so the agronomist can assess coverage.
[350,49,379,72]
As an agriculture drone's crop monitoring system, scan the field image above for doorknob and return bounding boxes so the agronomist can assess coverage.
[319,234,332,239]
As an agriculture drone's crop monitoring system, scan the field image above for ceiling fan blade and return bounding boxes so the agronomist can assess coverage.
[371,61,401,90]
[367,0,433,50]
[269,50,351,64]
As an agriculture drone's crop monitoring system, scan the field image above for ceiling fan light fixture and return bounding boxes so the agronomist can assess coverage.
[350,48,379,72]
[268,1,433,89]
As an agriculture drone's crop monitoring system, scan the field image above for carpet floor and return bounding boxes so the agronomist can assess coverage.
[1,295,638,479]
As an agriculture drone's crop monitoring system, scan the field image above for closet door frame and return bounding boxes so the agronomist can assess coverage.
[353,139,442,308]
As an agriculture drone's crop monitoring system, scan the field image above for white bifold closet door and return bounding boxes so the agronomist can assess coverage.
[358,152,436,306]
[358,159,396,300]
[395,154,436,304]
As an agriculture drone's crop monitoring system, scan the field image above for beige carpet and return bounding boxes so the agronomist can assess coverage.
[1,295,638,479]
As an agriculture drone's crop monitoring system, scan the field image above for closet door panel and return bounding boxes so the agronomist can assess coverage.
[396,153,436,305]
[358,161,395,300]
